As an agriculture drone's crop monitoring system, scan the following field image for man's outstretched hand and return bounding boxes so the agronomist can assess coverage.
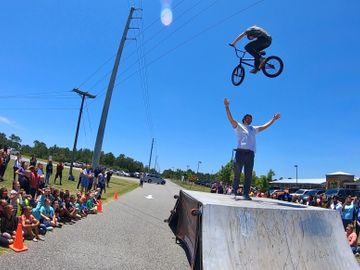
[224,98,230,107]
[273,113,281,120]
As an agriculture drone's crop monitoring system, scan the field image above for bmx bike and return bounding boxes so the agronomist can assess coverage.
[230,46,284,86]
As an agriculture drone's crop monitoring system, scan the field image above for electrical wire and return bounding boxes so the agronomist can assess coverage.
[75,0,189,94]
[0,107,78,111]
[113,0,266,87]
[135,12,154,139]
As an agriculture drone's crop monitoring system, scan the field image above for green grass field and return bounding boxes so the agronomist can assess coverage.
[1,159,138,201]
[170,179,211,192]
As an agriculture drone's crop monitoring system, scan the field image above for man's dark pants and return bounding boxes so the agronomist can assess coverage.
[233,149,254,196]
[245,36,272,69]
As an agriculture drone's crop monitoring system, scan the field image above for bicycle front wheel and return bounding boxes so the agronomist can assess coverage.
[262,56,284,78]
[231,64,245,86]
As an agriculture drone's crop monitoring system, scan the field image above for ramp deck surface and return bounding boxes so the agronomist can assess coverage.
[183,190,359,270]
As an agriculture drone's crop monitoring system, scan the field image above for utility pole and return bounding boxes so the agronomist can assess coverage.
[69,88,96,179]
[148,138,154,172]
[92,7,137,169]
[154,155,158,172]
[294,165,298,185]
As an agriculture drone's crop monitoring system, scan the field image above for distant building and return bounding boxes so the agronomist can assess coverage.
[270,171,359,190]
[326,171,355,189]
[270,178,326,189]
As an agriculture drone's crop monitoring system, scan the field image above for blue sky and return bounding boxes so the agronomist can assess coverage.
[0,0,359,179]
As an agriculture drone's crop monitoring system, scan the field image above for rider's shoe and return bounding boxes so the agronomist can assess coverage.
[250,68,258,74]
[258,57,266,69]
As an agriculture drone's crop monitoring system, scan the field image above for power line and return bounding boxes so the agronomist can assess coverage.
[0,107,78,111]
[93,0,219,96]
[74,0,188,92]
[135,12,154,138]
[112,0,266,87]
[77,54,116,89]
[84,99,93,135]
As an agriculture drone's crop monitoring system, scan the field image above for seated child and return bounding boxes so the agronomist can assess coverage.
[39,198,57,230]
[21,206,44,241]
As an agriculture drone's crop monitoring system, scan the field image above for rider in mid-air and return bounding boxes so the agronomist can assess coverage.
[230,25,272,74]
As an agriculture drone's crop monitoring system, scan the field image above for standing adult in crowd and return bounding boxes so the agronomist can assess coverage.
[13,153,22,182]
[139,172,144,187]
[93,166,101,191]
[224,97,280,200]
[29,154,37,167]
[16,161,30,194]
[54,161,64,185]
[45,158,53,187]
[217,181,224,194]
[36,162,45,189]
[0,149,9,181]
[28,165,39,198]
[342,196,355,230]
[329,196,343,216]
[80,164,92,194]
[106,170,113,188]
[356,201,360,237]
[97,168,106,195]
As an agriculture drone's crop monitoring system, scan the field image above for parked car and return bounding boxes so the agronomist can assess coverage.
[300,189,325,201]
[144,174,166,185]
[9,148,20,155]
[324,188,358,202]
[271,190,285,199]
[269,189,283,197]
[290,189,309,199]
[122,171,130,177]
[287,187,300,194]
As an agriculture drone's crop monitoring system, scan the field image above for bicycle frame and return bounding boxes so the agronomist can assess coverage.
[233,47,255,68]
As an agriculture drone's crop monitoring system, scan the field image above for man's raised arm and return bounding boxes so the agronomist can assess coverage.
[257,113,281,132]
[224,98,238,129]
[230,30,246,47]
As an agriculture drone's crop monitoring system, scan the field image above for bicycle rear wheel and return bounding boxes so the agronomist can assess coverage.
[231,64,245,86]
[262,56,284,78]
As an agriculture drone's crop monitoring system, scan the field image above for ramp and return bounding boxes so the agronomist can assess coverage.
[167,190,359,270]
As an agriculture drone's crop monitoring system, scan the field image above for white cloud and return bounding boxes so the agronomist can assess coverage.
[0,116,11,125]
[0,116,23,130]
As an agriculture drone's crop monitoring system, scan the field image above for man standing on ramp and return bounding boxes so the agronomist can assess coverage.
[224,98,280,200]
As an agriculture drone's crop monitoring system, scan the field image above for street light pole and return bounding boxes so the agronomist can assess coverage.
[294,165,298,185]
[196,161,202,174]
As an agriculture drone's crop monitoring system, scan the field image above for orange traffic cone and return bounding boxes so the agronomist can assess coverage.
[114,192,119,200]
[9,222,28,252]
[97,199,103,213]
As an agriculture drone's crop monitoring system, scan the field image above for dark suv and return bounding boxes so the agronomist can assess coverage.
[324,188,358,202]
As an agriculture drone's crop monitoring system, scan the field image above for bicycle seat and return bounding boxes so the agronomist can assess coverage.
[259,51,266,56]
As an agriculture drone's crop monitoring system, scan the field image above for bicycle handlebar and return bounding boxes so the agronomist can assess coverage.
[229,44,246,58]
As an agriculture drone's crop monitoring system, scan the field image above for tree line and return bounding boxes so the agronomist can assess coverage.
[0,132,145,173]
[162,160,275,191]
[1,132,276,189]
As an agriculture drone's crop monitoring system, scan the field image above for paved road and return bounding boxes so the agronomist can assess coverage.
[1,180,189,270]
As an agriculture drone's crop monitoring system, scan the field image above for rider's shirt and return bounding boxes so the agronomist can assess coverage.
[234,122,260,152]
[246,25,271,39]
